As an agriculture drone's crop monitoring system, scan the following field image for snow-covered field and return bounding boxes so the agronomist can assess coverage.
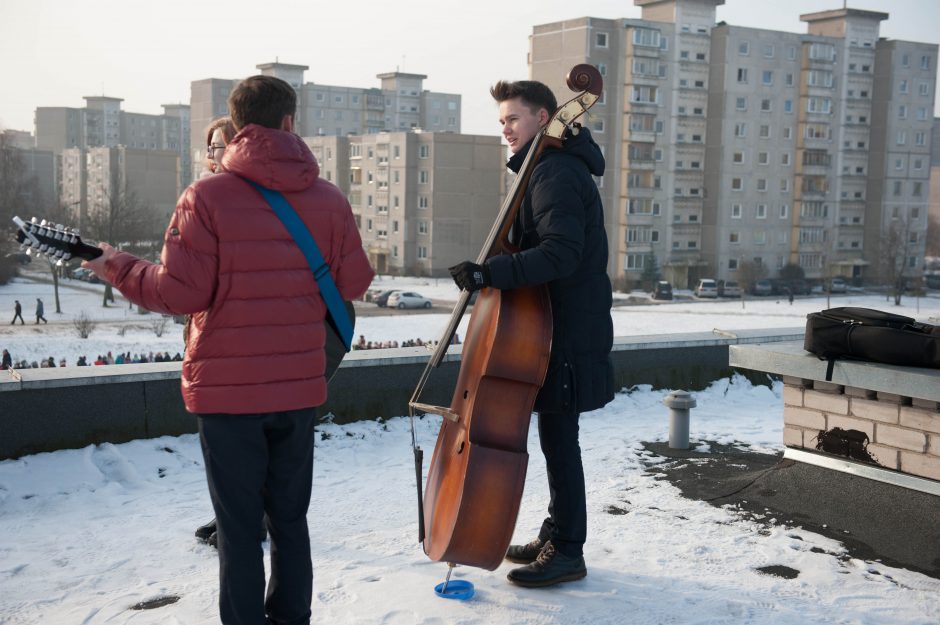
[1,271,939,624]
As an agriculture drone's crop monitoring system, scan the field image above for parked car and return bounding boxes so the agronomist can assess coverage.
[717,280,742,298]
[829,277,847,294]
[752,279,772,296]
[373,289,399,307]
[387,291,433,309]
[694,278,718,298]
[788,279,810,295]
[652,280,673,300]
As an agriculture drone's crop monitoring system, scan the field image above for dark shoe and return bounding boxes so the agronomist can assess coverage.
[507,541,587,588]
[505,537,545,564]
[195,519,217,542]
[208,531,218,549]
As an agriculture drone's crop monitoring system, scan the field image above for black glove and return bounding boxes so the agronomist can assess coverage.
[448,261,491,292]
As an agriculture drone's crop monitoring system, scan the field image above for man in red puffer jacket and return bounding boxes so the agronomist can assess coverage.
[84,75,374,625]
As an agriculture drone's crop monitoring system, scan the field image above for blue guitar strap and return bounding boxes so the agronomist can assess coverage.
[245,180,353,351]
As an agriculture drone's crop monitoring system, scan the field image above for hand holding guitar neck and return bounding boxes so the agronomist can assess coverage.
[12,216,103,264]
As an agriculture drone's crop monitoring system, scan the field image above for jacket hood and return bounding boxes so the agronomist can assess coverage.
[507,125,605,177]
[220,124,319,192]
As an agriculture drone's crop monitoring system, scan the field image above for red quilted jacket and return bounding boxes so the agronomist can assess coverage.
[103,125,374,414]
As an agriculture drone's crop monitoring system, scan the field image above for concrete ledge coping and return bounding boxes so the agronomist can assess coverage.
[0,327,805,394]
[730,341,940,402]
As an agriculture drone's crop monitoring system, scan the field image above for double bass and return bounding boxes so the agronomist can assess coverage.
[409,64,603,572]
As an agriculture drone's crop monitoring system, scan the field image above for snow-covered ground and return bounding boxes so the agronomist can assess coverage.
[1,271,939,624]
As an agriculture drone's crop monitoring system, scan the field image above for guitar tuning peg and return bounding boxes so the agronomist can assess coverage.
[30,217,38,224]
[25,248,33,256]
[56,258,65,267]
[56,223,64,230]
[39,219,48,227]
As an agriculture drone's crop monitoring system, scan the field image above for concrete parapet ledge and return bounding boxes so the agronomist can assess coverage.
[1,328,804,460]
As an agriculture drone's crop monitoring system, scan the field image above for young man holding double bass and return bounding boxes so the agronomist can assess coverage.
[449,80,614,588]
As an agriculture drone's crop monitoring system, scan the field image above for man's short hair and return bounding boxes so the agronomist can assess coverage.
[228,75,297,130]
[490,80,557,116]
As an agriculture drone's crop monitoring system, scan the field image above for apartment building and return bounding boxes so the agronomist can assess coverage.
[530,0,936,288]
[60,146,178,230]
[2,130,56,210]
[190,62,462,182]
[35,97,191,197]
[306,131,503,276]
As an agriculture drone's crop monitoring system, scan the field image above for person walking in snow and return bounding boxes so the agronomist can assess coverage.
[35,298,47,324]
[11,300,24,325]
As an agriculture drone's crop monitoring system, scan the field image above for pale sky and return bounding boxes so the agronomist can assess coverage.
[2,0,939,138]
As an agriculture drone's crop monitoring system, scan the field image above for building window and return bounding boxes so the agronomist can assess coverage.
[730,232,740,244]
[756,204,767,218]
[761,99,772,112]
[920,82,930,96]
[757,152,768,165]
[734,122,746,137]
[759,125,771,139]
[731,204,742,218]
[419,145,430,158]
[780,179,790,192]
[780,204,789,218]
[922,55,932,70]
[737,68,748,83]
[633,27,661,48]
[900,79,909,94]
[761,70,773,85]
[736,96,747,111]
[419,170,429,184]
[783,99,792,113]
[733,151,744,164]
[595,32,608,48]
[757,179,768,192]
[731,177,743,191]
[763,44,774,58]
[781,153,791,166]
[739,41,750,56]
[418,196,428,208]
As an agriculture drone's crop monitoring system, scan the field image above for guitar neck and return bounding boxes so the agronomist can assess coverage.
[12,216,102,261]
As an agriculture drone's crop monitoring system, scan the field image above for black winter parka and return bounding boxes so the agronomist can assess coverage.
[485,126,615,414]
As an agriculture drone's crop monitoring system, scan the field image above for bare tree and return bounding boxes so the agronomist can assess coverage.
[0,131,33,284]
[150,316,169,337]
[84,181,158,307]
[736,259,768,295]
[926,213,940,257]
[72,311,97,339]
[879,216,917,306]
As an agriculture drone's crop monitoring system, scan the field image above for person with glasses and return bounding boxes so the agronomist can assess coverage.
[204,117,236,176]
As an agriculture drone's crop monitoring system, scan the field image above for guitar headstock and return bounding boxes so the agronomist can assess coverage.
[12,216,102,264]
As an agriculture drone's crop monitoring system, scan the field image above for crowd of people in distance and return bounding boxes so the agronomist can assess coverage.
[1,349,182,370]
[352,334,460,351]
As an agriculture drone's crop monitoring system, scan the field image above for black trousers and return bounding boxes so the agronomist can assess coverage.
[11,312,23,324]
[198,407,317,625]
[536,409,586,558]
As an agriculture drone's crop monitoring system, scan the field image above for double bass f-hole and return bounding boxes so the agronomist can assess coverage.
[407,64,603,571]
